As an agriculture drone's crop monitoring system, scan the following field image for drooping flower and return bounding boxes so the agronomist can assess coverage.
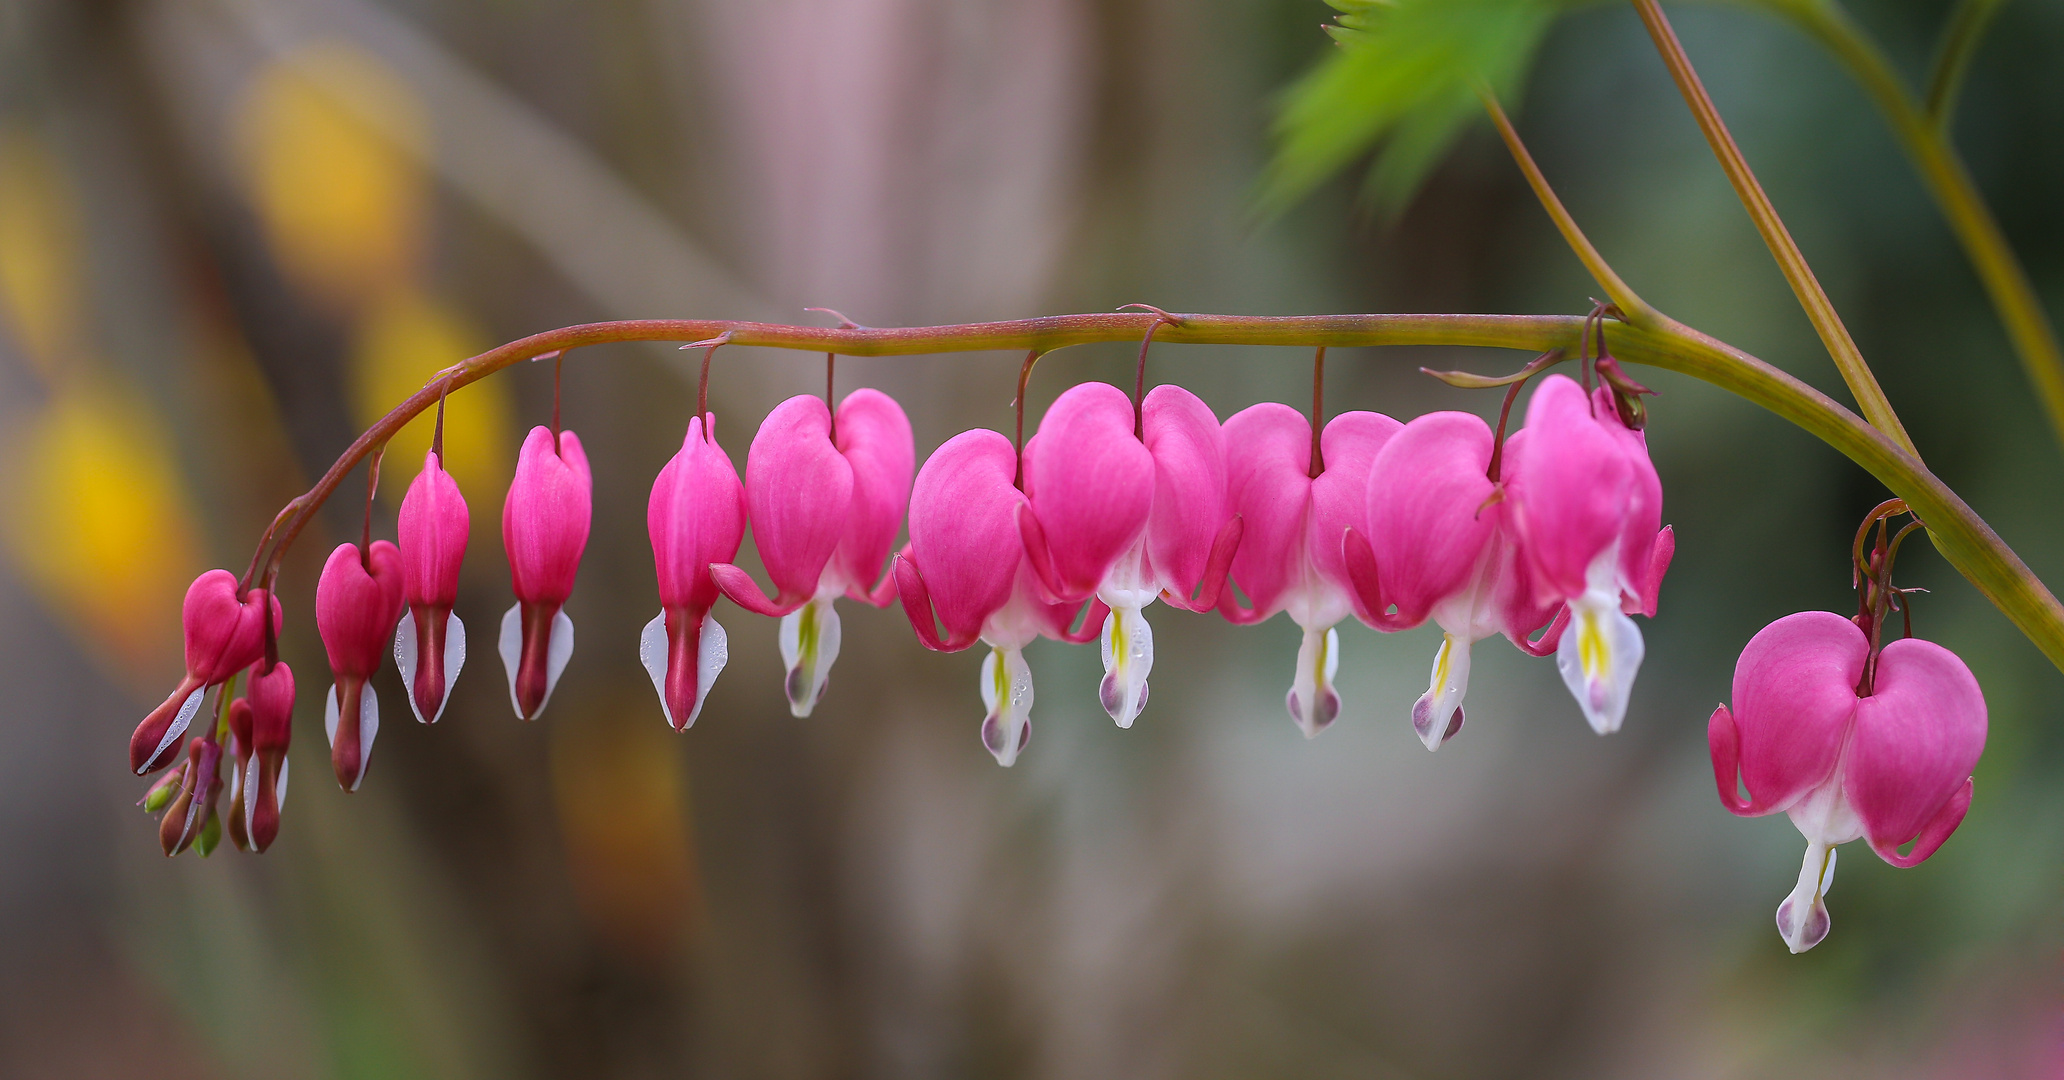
[131,570,281,775]
[317,540,405,791]
[895,428,1103,765]
[394,449,469,724]
[1502,375,1673,734]
[158,733,224,856]
[499,426,592,720]
[1220,403,1400,737]
[1709,611,1986,952]
[1016,383,1236,727]
[1347,412,1556,749]
[642,414,746,730]
[711,390,913,716]
[239,660,295,852]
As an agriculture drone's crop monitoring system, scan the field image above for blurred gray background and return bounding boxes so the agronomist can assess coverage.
[0,0,2059,1076]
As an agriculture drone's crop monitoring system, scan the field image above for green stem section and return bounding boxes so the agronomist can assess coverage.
[256,311,2064,673]
[1923,0,2007,125]
[1741,0,2064,455]
[1633,0,1917,455]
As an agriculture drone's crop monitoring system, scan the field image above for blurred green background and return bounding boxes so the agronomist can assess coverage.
[1,0,2059,1076]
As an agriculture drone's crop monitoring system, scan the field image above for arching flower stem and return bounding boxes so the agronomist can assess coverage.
[238,309,2064,675]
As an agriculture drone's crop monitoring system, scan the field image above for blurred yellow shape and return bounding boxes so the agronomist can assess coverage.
[352,288,511,500]
[237,44,428,314]
[0,128,82,381]
[550,697,700,961]
[3,388,201,674]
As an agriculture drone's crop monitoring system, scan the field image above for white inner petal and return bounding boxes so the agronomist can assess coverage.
[498,603,524,719]
[1098,605,1154,729]
[1286,623,1343,739]
[979,646,1035,767]
[687,613,728,729]
[1412,632,1473,752]
[151,686,207,773]
[638,611,672,727]
[440,612,467,723]
[394,613,420,719]
[779,597,841,718]
[1553,590,1645,735]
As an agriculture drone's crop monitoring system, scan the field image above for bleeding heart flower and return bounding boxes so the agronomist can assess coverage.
[1503,375,1673,735]
[499,426,591,720]
[317,540,404,792]
[131,570,281,775]
[1017,383,1235,728]
[642,414,746,731]
[158,733,224,857]
[394,449,469,724]
[1220,404,1400,737]
[1347,412,1557,750]
[238,660,294,853]
[711,390,913,716]
[895,428,1102,765]
[1708,611,1986,952]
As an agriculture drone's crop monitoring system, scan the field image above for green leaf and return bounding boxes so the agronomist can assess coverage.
[1264,0,1560,217]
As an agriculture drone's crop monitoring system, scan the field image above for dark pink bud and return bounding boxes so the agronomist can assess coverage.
[159,735,223,857]
[396,450,470,724]
[318,541,404,792]
[642,415,746,730]
[131,570,281,775]
[243,661,295,852]
[499,427,591,720]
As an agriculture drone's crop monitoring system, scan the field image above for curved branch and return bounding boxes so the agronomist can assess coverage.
[260,311,2064,674]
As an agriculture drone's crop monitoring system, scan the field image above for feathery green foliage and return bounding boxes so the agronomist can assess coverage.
[1265,0,1560,217]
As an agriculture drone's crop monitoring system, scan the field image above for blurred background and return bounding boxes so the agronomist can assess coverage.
[1,0,2060,1076]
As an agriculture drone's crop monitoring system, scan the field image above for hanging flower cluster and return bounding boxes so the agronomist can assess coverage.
[1707,500,1987,952]
[121,317,1990,957]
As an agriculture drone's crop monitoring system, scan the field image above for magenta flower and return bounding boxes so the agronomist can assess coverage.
[895,428,1103,765]
[1220,404,1400,737]
[394,449,469,724]
[1349,412,1556,749]
[642,414,746,730]
[1017,383,1236,727]
[711,390,913,716]
[317,540,404,792]
[1709,611,1986,952]
[238,661,295,852]
[131,570,281,775]
[499,426,592,720]
[159,733,225,856]
[1503,375,1673,734]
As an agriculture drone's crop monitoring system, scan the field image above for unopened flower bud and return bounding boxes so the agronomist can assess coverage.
[159,735,223,857]
[395,450,470,724]
[318,542,404,792]
[500,427,591,720]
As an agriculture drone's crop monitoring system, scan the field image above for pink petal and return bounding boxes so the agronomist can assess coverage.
[1364,411,1497,628]
[316,541,406,680]
[1220,403,1311,623]
[398,450,469,609]
[1141,385,1229,601]
[649,415,747,616]
[1592,385,1666,608]
[741,395,853,611]
[502,426,593,607]
[1021,382,1154,601]
[1725,611,1868,815]
[830,388,914,603]
[1308,411,1402,591]
[1850,637,1987,863]
[1505,375,1634,603]
[903,429,1024,648]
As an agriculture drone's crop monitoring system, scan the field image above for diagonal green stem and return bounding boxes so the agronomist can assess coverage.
[1738,0,2064,456]
[256,311,2064,673]
[1633,0,1917,456]
[1924,0,2008,125]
